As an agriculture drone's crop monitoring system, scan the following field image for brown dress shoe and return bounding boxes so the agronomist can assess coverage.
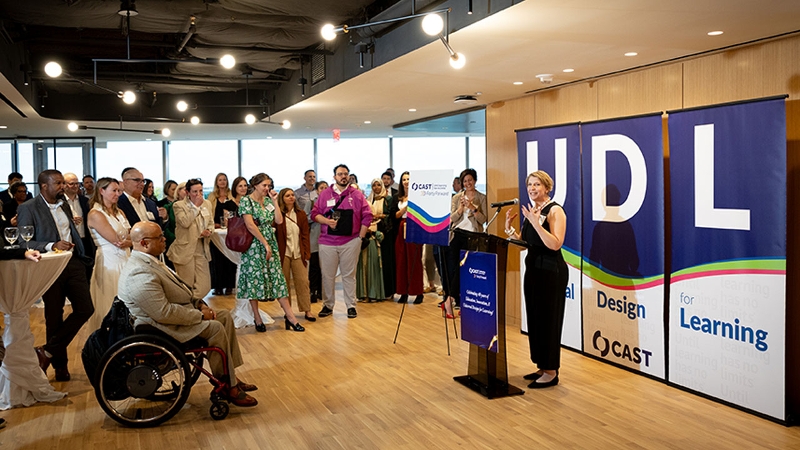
[225,387,258,407]
[55,367,71,382]
[236,380,258,392]
[34,347,51,373]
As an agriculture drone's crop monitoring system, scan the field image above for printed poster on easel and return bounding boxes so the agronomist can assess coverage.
[406,170,452,246]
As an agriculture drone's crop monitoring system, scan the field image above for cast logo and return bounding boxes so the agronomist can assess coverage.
[592,330,652,367]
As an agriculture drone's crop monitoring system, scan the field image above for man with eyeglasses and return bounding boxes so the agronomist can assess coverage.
[0,172,33,205]
[17,169,94,382]
[63,173,95,269]
[117,167,165,229]
[311,164,372,319]
[119,221,258,407]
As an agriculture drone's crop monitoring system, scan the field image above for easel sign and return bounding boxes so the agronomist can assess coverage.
[406,170,452,246]
[460,251,499,352]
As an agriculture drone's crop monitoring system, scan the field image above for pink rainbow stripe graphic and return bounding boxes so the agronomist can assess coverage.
[407,214,450,233]
[671,268,785,284]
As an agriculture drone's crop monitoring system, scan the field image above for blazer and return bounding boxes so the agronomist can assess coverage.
[166,198,214,265]
[16,195,92,265]
[274,208,311,262]
[118,251,208,343]
[450,190,488,236]
[117,193,163,228]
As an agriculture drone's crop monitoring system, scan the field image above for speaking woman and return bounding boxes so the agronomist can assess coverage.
[505,170,568,389]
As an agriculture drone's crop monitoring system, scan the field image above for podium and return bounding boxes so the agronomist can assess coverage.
[452,229,525,399]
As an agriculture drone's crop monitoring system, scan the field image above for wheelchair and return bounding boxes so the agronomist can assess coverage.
[93,325,234,427]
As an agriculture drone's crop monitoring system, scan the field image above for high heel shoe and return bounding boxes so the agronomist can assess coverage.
[284,317,305,332]
[413,294,424,304]
[254,319,266,333]
[304,313,317,322]
[440,302,455,319]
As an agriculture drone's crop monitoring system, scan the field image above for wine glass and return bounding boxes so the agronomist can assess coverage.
[331,210,341,230]
[116,227,129,243]
[20,225,34,249]
[221,210,231,229]
[4,227,19,249]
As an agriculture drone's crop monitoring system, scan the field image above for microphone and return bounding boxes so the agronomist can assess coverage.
[490,198,518,208]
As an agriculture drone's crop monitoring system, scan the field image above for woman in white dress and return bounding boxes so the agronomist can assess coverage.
[86,177,132,331]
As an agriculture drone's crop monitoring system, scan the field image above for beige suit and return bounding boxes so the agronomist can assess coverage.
[167,198,214,298]
[118,251,244,382]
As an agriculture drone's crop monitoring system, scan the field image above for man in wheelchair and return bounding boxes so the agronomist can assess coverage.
[118,222,258,407]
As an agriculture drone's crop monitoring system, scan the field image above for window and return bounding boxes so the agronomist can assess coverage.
[0,142,12,191]
[167,140,238,196]
[47,144,84,177]
[317,138,390,191]
[96,141,164,195]
[468,136,487,193]
[392,137,467,188]
[241,139,314,191]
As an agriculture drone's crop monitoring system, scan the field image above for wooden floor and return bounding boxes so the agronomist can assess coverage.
[3,290,800,450]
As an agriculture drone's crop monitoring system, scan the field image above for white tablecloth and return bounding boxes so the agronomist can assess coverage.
[0,252,71,409]
[211,229,273,328]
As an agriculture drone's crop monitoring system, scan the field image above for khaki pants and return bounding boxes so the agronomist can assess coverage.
[196,310,243,384]
[174,240,211,299]
[319,238,361,310]
[282,256,311,312]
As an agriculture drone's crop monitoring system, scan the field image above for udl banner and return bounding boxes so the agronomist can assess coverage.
[407,170,452,245]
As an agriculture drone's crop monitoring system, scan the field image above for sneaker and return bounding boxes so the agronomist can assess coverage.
[347,307,357,319]
[318,306,334,317]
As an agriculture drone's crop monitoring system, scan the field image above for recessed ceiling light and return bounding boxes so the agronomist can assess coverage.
[0,125,7,129]
[364,120,371,124]
[38,140,44,143]
[388,135,393,138]
[563,68,574,73]
[408,108,417,112]
[513,81,523,85]
[267,136,273,139]
[624,52,638,57]
[708,31,723,36]
[146,138,152,141]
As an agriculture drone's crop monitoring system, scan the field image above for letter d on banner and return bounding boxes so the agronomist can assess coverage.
[592,134,647,222]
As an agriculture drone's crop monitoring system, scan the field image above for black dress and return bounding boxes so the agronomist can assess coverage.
[209,198,239,293]
[522,202,569,371]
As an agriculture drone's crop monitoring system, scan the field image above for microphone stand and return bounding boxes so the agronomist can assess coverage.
[485,205,503,233]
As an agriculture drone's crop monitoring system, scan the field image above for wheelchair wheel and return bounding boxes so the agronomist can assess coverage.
[95,335,192,427]
[185,352,205,388]
[209,401,229,420]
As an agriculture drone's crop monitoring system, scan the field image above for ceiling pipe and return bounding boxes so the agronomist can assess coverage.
[176,16,197,54]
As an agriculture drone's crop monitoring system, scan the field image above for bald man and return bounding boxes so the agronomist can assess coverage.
[118,222,257,407]
[63,172,95,268]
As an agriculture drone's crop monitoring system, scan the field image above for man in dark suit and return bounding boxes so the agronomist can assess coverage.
[116,167,165,228]
[63,172,95,276]
[0,172,33,204]
[17,169,94,382]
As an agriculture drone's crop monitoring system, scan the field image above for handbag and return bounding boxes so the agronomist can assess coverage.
[225,216,254,252]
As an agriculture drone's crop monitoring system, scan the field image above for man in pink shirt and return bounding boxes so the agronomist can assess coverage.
[311,164,372,319]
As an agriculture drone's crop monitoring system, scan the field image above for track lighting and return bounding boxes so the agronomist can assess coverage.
[220,54,236,69]
[67,123,172,137]
[245,113,256,125]
[44,61,62,78]
[176,100,188,112]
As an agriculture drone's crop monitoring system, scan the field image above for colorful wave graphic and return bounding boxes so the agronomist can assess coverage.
[561,246,581,270]
[671,258,785,283]
[582,259,664,291]
[407,202,450,233]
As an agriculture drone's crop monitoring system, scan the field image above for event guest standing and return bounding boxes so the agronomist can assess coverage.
[392,171,423,304]
[357,179,389,302]
[2,181,28,226]
[307,181,327,303]
[164,182,186,251]
[167,179,214,299]
[143,179,157,203]
[295,170,320,302]
[237,173,304,332]
[443,168,487,316]
[505,170,568,389]
[86,177,131,331]
[209,173,238,295]
[275,188,315,321]
[157,180,177,207]
[18,169,94,382]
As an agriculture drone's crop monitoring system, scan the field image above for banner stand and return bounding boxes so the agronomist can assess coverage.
[453,229,525,399]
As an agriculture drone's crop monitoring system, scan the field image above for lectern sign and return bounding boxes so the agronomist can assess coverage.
[460,251,499,352]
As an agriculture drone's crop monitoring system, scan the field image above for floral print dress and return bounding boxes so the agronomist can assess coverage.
[236,195,288,300]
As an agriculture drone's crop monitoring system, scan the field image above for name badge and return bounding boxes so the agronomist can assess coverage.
[146,211,155,220]
[266,203,275,212]
[326,199,336,207]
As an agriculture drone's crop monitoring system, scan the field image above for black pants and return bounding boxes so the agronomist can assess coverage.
[308,252,321,301]
[523,255,569,371]
[442,233,469,306]
[210,245,237,291]
[42,256,94,368]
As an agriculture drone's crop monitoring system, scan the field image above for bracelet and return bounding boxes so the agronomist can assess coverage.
[505,226,516,237]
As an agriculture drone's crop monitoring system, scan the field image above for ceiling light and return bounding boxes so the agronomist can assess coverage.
[121,90,136,104]
[536,74,554,84]
[708,31,724,36]
[267,136,273,139]
[245,114,256,125]
[281,120,291,129]
[421,14,444,36]
[161,128,171,137]
[190,116,200,125]
[321,24,337,41]
[513,81,523,85]
[408,108,417,112]
[624,52,638,57]
[117,0,139,16]
[364,120,371,124]
[449,52,466,69]
[44,61,62,78]
[220,54,236,69]
[67,122,78,132]
[146,138,152,141]
[177,100,188,112]
[563,68,574,73]
[0,126,7,129]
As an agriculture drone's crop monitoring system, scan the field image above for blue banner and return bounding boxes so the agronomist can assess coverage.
[667,97,786,420]
[580,114,666,378]
[515,123,582,350]
[460,251,499,352]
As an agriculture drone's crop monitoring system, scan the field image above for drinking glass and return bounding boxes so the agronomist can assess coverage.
[116,228,129,243]
[20,225,34,249]
[4,227,19,249]
[331,210,341,230]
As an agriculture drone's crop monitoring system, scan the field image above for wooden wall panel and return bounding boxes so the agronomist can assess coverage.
[597,64,683,119]
[534,82,598,126]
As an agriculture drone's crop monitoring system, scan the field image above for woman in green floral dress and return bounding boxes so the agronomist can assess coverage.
[237,173,305,332]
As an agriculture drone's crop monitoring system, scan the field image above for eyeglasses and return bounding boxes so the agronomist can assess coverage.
[125,177,145,184]
[65,182,80,186]
[335,172,349,177]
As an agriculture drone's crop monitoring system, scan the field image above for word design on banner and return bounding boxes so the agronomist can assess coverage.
[667,97,786,420]
[581,113,665,379]
[515,123,582,351]
[460,251,499,352]
[406,170,452,245]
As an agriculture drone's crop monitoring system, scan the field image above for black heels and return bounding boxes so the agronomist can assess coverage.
[413,295,424,304]
[397,295,408,304]
[285,316,305,332]
[304,313,317,322]
[254,320,266,333]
